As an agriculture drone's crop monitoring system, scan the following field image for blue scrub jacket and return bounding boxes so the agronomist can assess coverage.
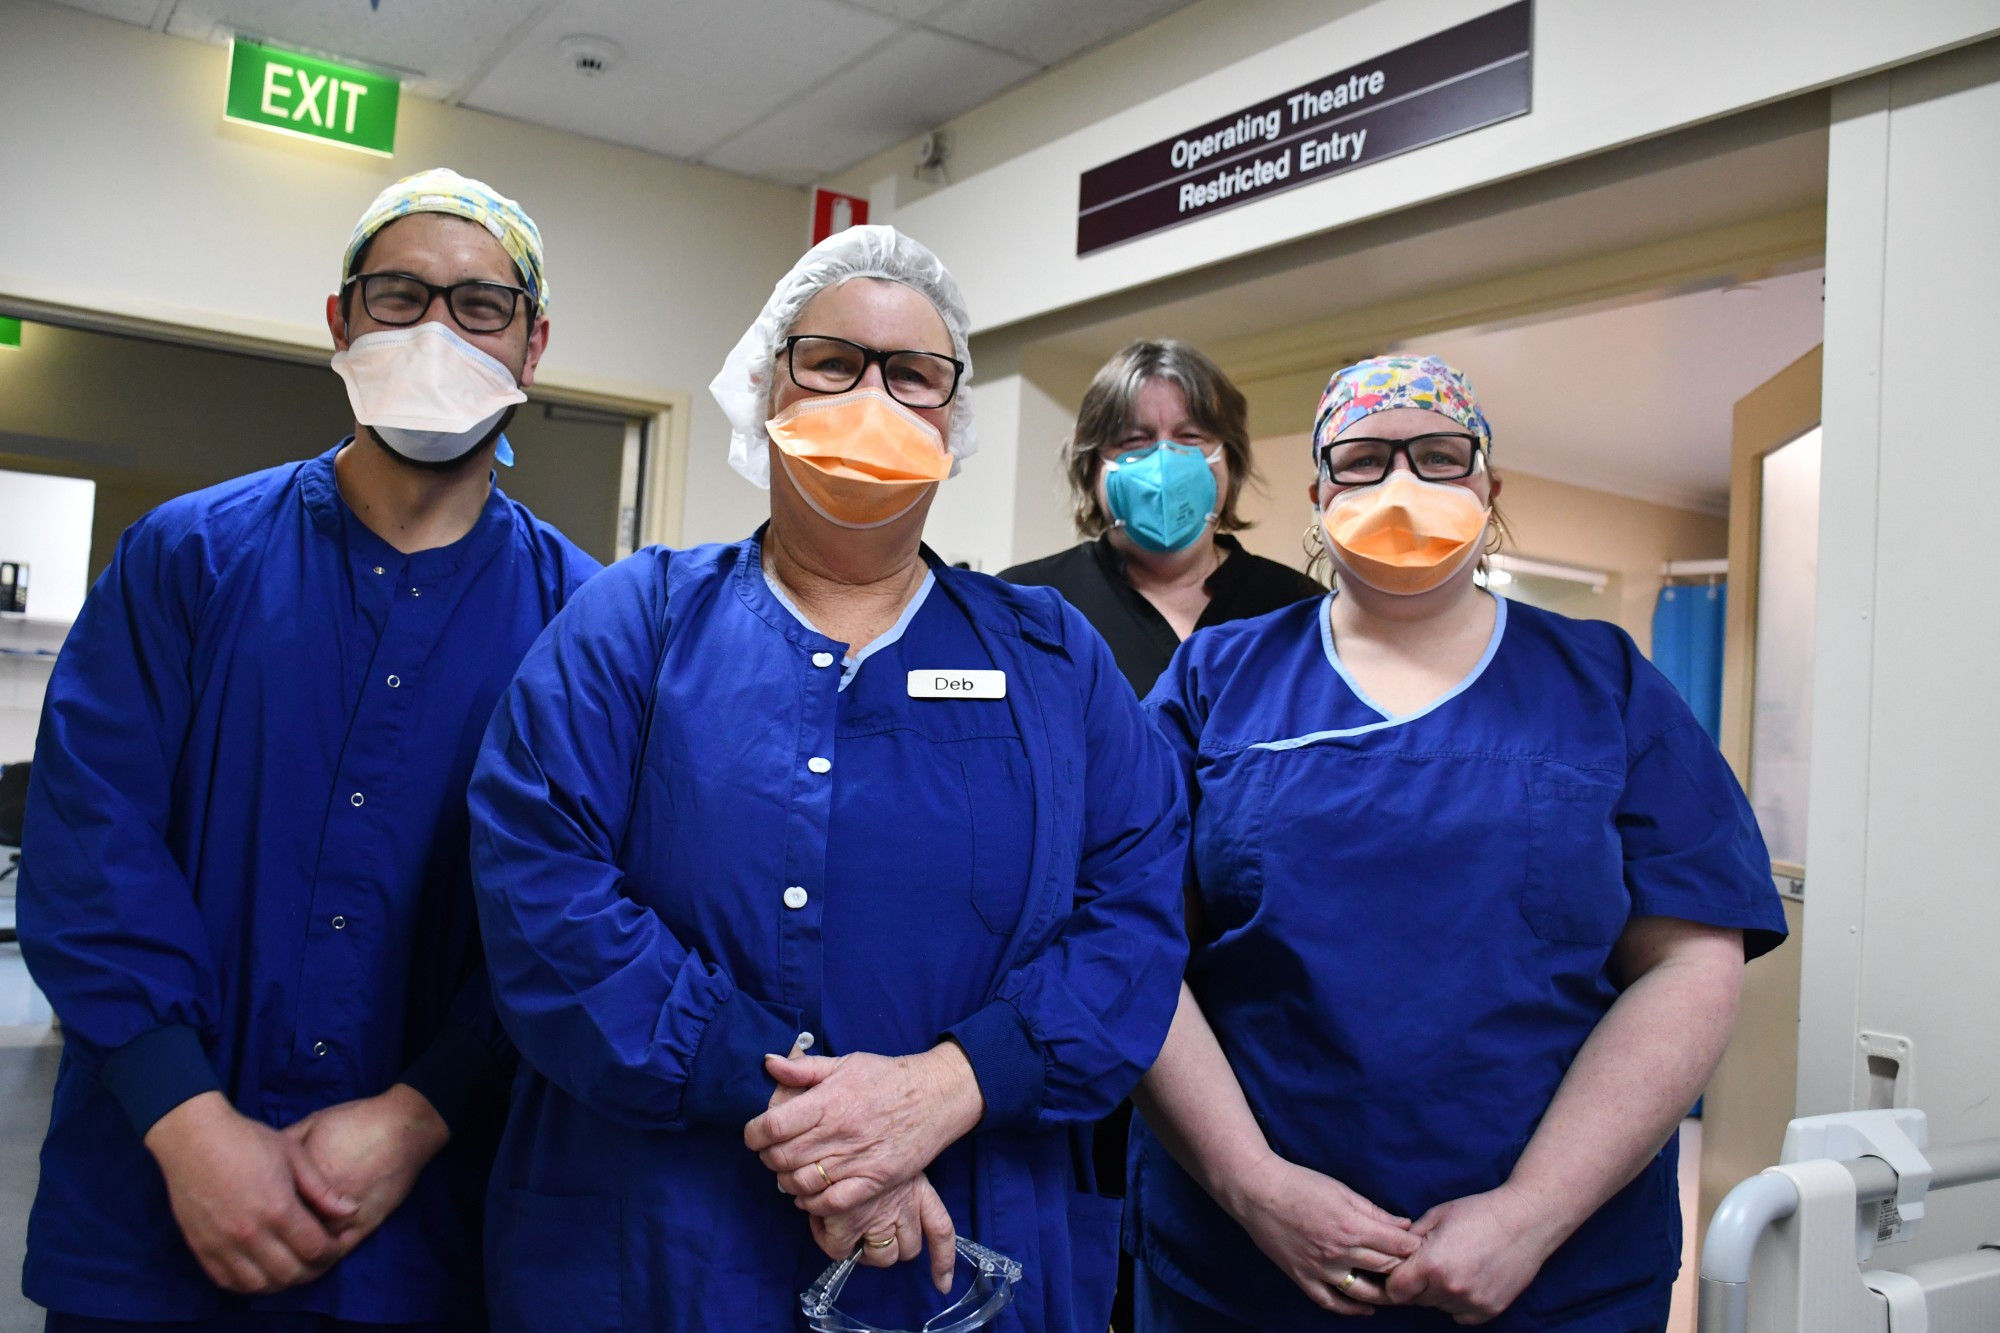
[18,446,597,1321]
[468,537,1190,1332]
[1129,595,1788,1332]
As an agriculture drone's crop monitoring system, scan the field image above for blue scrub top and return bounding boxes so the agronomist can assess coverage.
[1129,594,1787,1333]
[468,534,1189,1333]
[18,446,598,1322]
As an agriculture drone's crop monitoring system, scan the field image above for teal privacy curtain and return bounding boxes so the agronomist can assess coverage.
[1651,582,1726,743]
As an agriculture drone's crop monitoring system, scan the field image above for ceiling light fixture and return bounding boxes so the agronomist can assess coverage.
[558,36,622,79]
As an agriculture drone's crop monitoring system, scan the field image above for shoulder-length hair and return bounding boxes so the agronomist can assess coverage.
[1063,339,1259,538]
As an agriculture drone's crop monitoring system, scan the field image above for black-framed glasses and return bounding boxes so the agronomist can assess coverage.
[781,335,964,409]
[342,272,531,335]
[1316,432,1483,485]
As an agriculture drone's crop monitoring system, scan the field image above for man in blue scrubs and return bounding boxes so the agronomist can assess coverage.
[18,169,598,1330]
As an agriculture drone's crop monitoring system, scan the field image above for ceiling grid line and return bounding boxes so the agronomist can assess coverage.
[820,0,1053,67]
[687,27,919,163]
[445,0,568,108]
[46,0,1197,186]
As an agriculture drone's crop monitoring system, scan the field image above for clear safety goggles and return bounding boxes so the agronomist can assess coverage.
[800,1237,1023,1333]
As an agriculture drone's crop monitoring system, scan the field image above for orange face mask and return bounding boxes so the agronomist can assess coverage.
[1322,467,1490,595]
[766,388,953,529]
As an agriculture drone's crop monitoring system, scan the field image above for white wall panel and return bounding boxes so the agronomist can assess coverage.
[1804,38,2000,1264]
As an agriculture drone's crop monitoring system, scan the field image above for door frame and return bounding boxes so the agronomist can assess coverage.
[0,291,687,550]
[1697,342,1821,1262]
[1720,343,1824,792]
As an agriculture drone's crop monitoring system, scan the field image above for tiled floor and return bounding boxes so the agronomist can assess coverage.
[0,898,54,1031]
[0,888,59,1327]
[0,1032,57,1331]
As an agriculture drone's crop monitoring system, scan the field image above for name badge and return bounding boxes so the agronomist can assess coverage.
[908,669,1006,700]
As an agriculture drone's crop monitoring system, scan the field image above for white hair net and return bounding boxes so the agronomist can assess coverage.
[710,224,975,489]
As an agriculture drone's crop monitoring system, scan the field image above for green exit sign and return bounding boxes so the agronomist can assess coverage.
[0,318,20,349]
[225,38,398,156]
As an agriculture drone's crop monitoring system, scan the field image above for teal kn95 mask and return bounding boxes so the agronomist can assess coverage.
[1103,441,1220,553]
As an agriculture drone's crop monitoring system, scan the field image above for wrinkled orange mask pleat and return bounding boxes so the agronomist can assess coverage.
[1324,470,1488,592]
[766,388,951,527]
[766,389,951,483]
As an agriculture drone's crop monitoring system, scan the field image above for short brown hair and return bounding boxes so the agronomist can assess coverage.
[1063,340,1258,538]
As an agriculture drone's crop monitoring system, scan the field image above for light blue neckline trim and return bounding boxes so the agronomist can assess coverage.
[1318,594,1395,721]
[762,567,936,692]
[1255,592,1508,751]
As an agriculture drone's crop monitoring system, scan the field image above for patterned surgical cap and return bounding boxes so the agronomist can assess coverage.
[1312,355,1492,455]
[344,167,548,312]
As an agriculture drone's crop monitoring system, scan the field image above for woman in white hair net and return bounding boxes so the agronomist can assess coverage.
[468,224,1189,1332]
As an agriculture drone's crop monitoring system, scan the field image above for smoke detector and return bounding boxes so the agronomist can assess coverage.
[558,35,622,78]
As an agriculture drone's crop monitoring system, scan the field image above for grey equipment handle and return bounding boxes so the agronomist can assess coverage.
[1698,1136,2000,1333]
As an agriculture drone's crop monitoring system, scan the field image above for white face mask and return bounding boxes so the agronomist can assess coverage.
[331,321,527,464]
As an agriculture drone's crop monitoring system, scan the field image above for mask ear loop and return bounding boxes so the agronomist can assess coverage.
[1104,443,1224,544]
[1200,445,1225,533]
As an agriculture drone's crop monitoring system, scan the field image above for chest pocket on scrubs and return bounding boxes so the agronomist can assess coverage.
[961,745,1035,935]
[1521,774,1630,945]
[1189,754,1274,940]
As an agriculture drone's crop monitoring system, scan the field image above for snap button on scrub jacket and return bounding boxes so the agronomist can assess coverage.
[469,535,1189,1332]
[18,446,598,1322]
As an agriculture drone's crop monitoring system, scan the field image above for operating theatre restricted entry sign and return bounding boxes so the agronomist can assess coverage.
[1075,2,1532,256]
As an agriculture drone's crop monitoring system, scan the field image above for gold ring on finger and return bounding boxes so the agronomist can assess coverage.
[864,1235,895,1249]
[814,1161,832,1188]
[1336,1270,1359,1295]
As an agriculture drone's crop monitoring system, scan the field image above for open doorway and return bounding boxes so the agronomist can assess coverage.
[1221,267,1827,654]
[0,311,666,763]
[0,311,668,1053]
[0,318,652,574]
[0,306,684,1325]
[991,93,1831,1333]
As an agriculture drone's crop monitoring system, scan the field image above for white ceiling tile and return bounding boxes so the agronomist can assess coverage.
[43,0,1203,184]
[837,0,957,20]
[702,27,1035,184]
[45,0,168,29]
[157,0,547,91]
[460,0,904,163]
[923,0,1195,66]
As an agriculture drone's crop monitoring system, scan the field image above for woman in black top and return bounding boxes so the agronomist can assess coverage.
[1001,339,1323,698]
[1000,339,1322,1330]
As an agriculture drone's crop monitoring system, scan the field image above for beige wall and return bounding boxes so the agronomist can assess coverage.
[1231,430,1728,652]
[0,0,805,548]
[1493,471,1729,654]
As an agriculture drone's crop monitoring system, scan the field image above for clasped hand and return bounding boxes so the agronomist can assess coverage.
[745,1045,983,1292]
[144,1086,448,1295]
[1381,1185,1562,1325]
[1237,1156,1556,1325]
